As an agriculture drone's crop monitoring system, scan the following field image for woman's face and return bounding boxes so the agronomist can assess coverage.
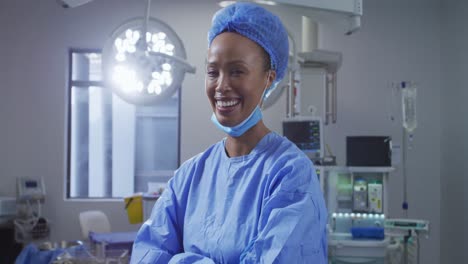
[205,32,275,127]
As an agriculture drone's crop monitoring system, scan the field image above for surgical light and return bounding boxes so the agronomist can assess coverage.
[102,0,195,105]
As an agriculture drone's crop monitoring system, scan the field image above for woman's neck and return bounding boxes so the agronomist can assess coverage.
[225,121,271,157]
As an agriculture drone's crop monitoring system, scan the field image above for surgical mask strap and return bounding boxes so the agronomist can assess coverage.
[259,71,271,110]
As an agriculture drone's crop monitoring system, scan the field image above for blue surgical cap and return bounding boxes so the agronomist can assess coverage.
[208,2,289,92]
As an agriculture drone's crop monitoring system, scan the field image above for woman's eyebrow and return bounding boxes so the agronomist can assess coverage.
[227,60,248,66]
[206,60,249,67]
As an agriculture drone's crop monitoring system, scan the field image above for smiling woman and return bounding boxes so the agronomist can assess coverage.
[131,2,328,264]
[205,32,275,138]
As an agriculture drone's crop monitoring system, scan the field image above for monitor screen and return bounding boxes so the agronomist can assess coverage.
[283,120,321,154]
[25,180,38,188]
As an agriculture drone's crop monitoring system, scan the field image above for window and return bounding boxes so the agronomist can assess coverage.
[66,49,180,199]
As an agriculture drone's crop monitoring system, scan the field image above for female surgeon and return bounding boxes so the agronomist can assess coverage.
[131,2,327,263]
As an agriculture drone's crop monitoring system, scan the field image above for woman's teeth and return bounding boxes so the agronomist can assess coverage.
[217,100,239,107]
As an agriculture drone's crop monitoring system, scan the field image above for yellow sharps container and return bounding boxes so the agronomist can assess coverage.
[124,194,143,224]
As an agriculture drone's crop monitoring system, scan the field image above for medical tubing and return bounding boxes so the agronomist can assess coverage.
[416,233,420,264]
[404,230,411,264]
[402,127,408,217]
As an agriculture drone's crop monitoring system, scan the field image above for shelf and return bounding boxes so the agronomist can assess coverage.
[316,166,394,174]
[298,49,342,73]
[348,167,394,173]
[336,196,352,202]
[316,165,348,171]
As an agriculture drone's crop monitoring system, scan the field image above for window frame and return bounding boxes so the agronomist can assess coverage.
[65,48,181,200]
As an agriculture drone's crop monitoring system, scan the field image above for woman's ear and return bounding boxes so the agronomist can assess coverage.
[267,70,277,88]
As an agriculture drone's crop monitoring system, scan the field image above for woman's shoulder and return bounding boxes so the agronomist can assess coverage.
[265,133,312,165]
[166,139,225,197]
[172,139,224,180]
[181,140,224,167]
[261,133,316,191]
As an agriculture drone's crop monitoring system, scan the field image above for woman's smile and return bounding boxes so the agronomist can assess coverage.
[215,96,242,114]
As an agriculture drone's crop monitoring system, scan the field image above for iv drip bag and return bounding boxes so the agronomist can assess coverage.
[402,83,417,133]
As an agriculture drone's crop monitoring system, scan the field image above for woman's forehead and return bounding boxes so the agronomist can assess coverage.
[207,32,265,65]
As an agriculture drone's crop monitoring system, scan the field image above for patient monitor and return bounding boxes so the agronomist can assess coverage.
[17,177,46,202]
[282,117,323,162]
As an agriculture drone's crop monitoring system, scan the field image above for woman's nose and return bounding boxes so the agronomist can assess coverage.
[215,74,231,92]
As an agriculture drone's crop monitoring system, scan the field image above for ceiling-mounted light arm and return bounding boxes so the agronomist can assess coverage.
[149,51,196,74]
[346,14,361,36]
[140,0,195,74]
[249,0,363,35]
[143,0,151,43]
[270,0,362,16]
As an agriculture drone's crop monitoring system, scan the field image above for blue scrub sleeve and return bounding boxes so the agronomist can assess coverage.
[15,244,65,264]
[169,252,216,264]
[239,160,327,263]
[131,182,182,263]
[131,172,217,264]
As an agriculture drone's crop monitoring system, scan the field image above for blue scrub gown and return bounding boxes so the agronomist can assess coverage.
[131,132,327,263]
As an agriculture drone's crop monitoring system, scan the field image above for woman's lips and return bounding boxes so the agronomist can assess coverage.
[215,98,241,114]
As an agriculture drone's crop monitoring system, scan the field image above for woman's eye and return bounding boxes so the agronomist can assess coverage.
[206,70,218,77]
[231,69,244,76]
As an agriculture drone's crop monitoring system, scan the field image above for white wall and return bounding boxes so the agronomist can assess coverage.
[441,1,468,263]
[0,0,451,263]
